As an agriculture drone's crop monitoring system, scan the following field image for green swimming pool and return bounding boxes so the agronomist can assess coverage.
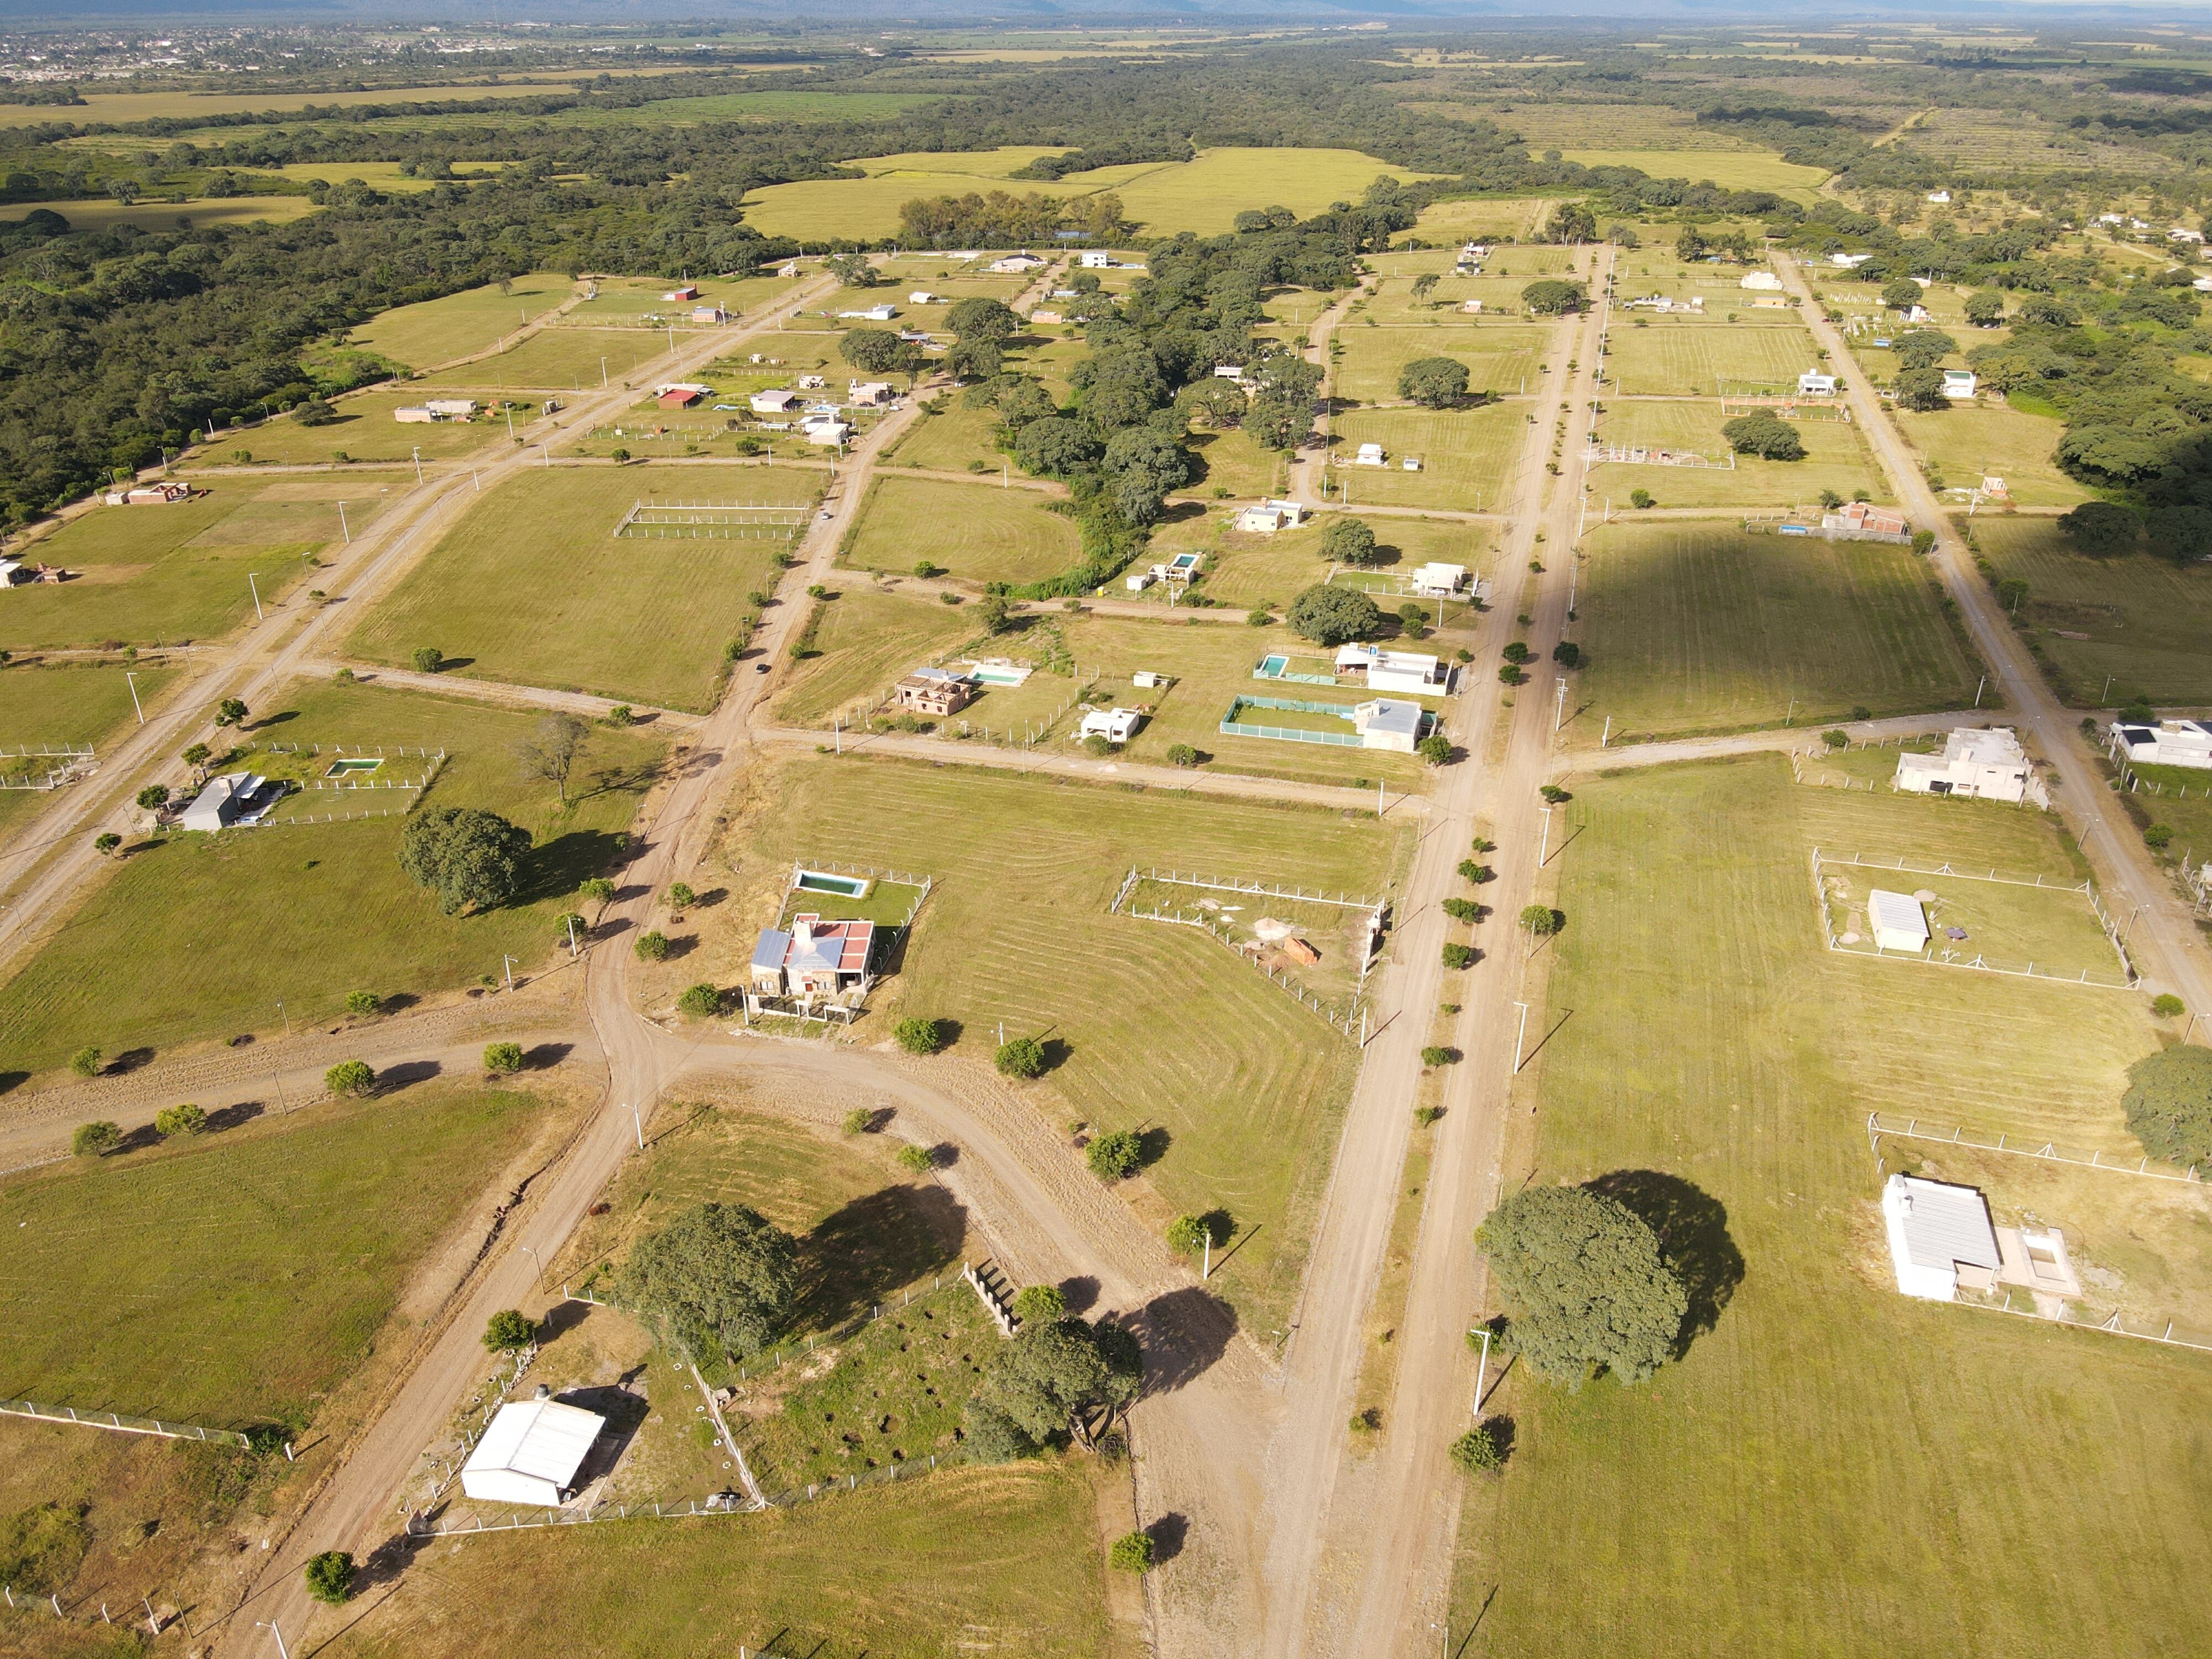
[325,757,384,778]
[796,869,870,898]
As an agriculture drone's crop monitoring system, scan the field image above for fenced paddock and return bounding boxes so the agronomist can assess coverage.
[0,742,95,791]
[1866,1112,2204,1186]
[1583,442,1733,469]
[613,500,807,541]
[1810,847,2136,989]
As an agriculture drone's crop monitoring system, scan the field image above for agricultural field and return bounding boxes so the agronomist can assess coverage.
[0,481,381,653]
[1605,318,1828,397]
[771,588,980,728]
[1574,520,1983,742]
[0,1084,549,1425]
[1966,516,2212,706]
[1588,401,1889,509]
[707,754,1410,1339]
[1409,197,1553,243]
[0,81,596,127]
[418,327,702,394]
[1332,322,1551,404]
[0,677,665,1074]
[1328,403,1525,513]
[345,272,579,369]
[737,145,1136,242]
[842,475,1080,587]
[1465,102,1761,153]
[349,465,822,711]
[1451,755,2201,1657]
[1893,404,2090,509]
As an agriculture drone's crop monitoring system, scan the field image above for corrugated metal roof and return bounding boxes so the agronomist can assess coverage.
[463,1399,603,1489]
[751,929,790,971]
[1886,1175,2000,1272]
[1867,890,1928,942]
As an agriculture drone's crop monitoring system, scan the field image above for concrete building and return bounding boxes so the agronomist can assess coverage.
[1820,501,1910,538]
[750,915,875,1000]
[1335,644,1450,696]
[1942,369,1978,399]
[750,388,805,415]
[1353,442,1386,466]
[848,382,895,408]
[178,771,274,833]
[892,666,973,717]
[394,406,437,424]
[1079,707,1144,744]
[1353,699,1425,753]
[2112,718,2212,769]
[1409,562,1468,598]
[103,482,193,504]
[989,252,1047,273]
[1739,270,1785,291]
[460,1394,606,1509]
[1881,1173,2001,1301]
[425,399,478,419]
[1895,727,2034,803]
[838,304,898,322]
[1234,499,1307,534]
[1866,889,1930,954]
[1797,371,1839,396]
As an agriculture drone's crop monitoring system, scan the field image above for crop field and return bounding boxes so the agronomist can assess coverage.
[737,145,1138,242]
[0,676,664,1074]
[713,755,1410,1338]
[1895,404,2089,509]
[1967,516,2212,705]
[418,327,697,393]
[1329,403,1525,513]
[885,402,1006,473]
[842,476,1079,586]
[1448,757,2201,1658]
[0,81,596,127]
[1332,323,1550,404]
[1574,521,1982,742]
[0,1086,542,1424]
[1181,427,1285,497]
[0,482,380,653]
[1605,319,1825,396]
[325,1463,1123,1659]
[346,272,578,369]
[1473,102,1760,153]
[349,465,820,710]
[1588,401,1890,509]
[772,588,980,728]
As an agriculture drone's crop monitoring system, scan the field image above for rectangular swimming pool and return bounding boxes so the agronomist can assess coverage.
[795,869,871,899]
[325,757,385,778]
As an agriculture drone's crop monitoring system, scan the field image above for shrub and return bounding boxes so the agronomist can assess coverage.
[135,784,170,812]
[344,989,380,1018]
[93,832,120,855]
[1503,641,1531,665]
[1165,743,1200,767]
[304,1551,355,1606]
[1551,641,1580,668]
[1457,860,1494,884]
[2153,993,2187,1019]
[1246,608,1272,628]
[634,930,672,961]
[1421,1046,1455,1068]
[2122,1045,2212,1163]
[1012,1284,1067,1323]
[995,1035,1047,1078]
[1109,1530,1156,1573]
[1539,784,1571,803]
[676,983,722,1018]
[1520,905,1565,938]
[325,1060,375,1098]
[896,1143,936,1173]
[1166,1213,1226,1256]
[154,1103,206,1138]
[894,1016,946,1055]
[1442,943,1477,969]
[1629,488,1653,509]
[669,881,696,909]
[605,704,635,727]
[411,646,444,674]
[71,1120,121,1157]
[483,1041,525,1074]
[2146,823,2174,850]
[1442,897,1481,922]
[482,1309,536,1352]
[1413,1104,1444,1127]
[1086,1129,1142,1181]
[1449,1422,1504,1474]
[69,1045,103,1078]
[1822,729,1849,749]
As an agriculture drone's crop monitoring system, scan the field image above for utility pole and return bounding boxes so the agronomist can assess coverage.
[1974,675,1986,708]
[1511,1001,1531,1073]
[337,500,350,543]
[505,407,516,442]
[1553,675,1568,733]
[601,357,608,388]
[248,572,263,622]
[1472,1325,1492,1410]
[412,445,423,484]
[257,1621,290,1659]
[503,954,517,991]
[630,1101,644,1150]
[126,671,143,724]
[566,915,579,958]
[276,999,291,1040]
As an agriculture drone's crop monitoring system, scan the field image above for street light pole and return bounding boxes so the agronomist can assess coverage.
[257,1621,290,1659]
[126,671,143,724]
[337,500,350,544]
[503,954,517,991]
[1471,1326,1492,1411]
[2124,903,2147,946]
[1511,1001,1531,1073]
[412,446,423,485]
[247,572,263,622]
[630,1101,644,1150]
[1539,804,1553,865]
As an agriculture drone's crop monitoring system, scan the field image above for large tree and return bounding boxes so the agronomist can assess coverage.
[838,328,906,374]
[1015,415,1101,476]
[2122,1045,2212,1164]
[1102,426,1192,525]
[2060,499,2140,557]
[946,297,1020,342]
[398,807,531,915]
[1893,367,1950,413]
[1520,279,1588,316]
[618,1202,797,1364]
[1475,1183,1688,1387]
[1721,412,1806,461]
[1398,356,1472,409]
[962,1316,1142,1460]
[1287,583,1382,646]
[514,713,588,805]
[1319,516,1380,567]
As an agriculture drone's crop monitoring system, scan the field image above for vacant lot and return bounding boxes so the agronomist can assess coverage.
[1576,521,1981,741]
[738,145,1135,241]
[419,327,695,393]
[1969,515,2212,705]
[773,588,980,728]
[347,272,578,369]
[1182,427,1284,498]
[1606,319,1825,395]
[1590,401,1889,509]
[886,401,1006,473]
[0,1086,542,1425]
[1410,197,1553,243]
[0,482,376,652]
[0,677,662,1072]
[843,476,1079,587]
[1818,862,2124,983]
[350,465,820,710]
[8,195,316,233]
[1333,323,1551,405]
[1452,756,2200,1658]
[1895,403,2089,509]
[1330,402,1525,513]
[326,1462,1124,1659]
[187,389,511,467]
[710,755,1408,1339]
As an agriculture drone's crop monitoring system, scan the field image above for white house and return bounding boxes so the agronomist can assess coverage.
[425,398,478,419]
[1866,889,1930,955]
[1079,250,1114,268]
[908,290,942,304]
[848,381,895,408]
[1234,498,1307,534]
[2112,718,2212,769]
[1079,707,1144,744]
[178,772,272,833]
[1941,369,1978,399]
[801,418,852,446]
[1739,270,1784,292]
[1829,252,1874,269]
[1881,1173,2001,1301]
[837,304,898,322]
[1895,727,2034,803]
[1336,644,1449,696]
[2098,213,2126,226]
[1353,699,1425,753]
[1410,562,1468,598]
[1353,442,1387,467]
[989,252,1047,274]
[750,388,806,415]
[1926,190,1952,205]
[2172,227,2206,244]
[1124,569,1155,592]
[460,1394,606,1509]
[1459,299,1484,314]
[394,406,437,424]
[1797,371,1839,396]
[1905,304,1934,325]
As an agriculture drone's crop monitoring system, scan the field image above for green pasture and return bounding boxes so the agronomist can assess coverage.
[1895,404,2089,509]
[419,328,698,394]
[1107,147,1444,237]
[1329,403,1525,513]
[772,588,979,728]
[347,272,578,369]
[1819,865,2122,982]
[1451,756,2199,1658]
[6,196,315,233]
[349,465,821,711]
[1181,428,1284,498]
[886,403,1006,473]
[1589,401,1889,509]
[1408,197,1553,243]
[1333,323,1551,404]
[842,476,1079,587]
[0,677,664,1074]
[1606,319,1826,396]
[1559,148,1830,201]
[1190,512,1487,611]
[1575,520,1982,742]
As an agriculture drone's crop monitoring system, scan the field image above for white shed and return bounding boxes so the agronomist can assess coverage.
[460,1396,604,1509]
[1881,1173,2000,1301]
[1866,889,1929,954]
[1353,442,1386,467]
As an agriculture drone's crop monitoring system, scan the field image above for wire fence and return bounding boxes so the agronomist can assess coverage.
[1953,1291,2212,1355]
[613,500,806,541]
[1866,1112,2205,1185]
[1220,696,1364,748]
[0,1397,251,1449]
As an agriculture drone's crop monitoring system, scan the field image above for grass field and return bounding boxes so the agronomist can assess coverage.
[1333,324,1551,405]
[1107,146,1444,237]
[0,658,182,836]
[1895,404,2089,508]
[325,1462,1122,1659]
[1198,513,1490,610]
[0,677,663,1074]
[0,481,377,652]
[710,755,1409,1339]
[5,196,317,233]
[1410,198,1552,243]
[1606,319,1826,396]
[1575,521,1983,741]
[1449,756,2204,1657]
[0,1085,542,1425]
[1818,861,2124,982]
[187,389,511,467]
[738,145,1131,242]
[419,327,698,393]
[0,82,595,127]
[1590,401,1889,509]
[1328,403,1525,513]
[773,588,979,728]
[1181,427,1284,498]
[347,272,577,369]
[1968,515,2212,705]
[885,401,1005,473]
[349,465,821,711]
[1473,103,1760,153]
[842,476,1079,586]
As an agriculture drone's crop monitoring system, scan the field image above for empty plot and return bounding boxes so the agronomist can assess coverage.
[1201,513,1489,611]
[1589,400,1888,509]
[1577,521,1981,740]
[1895,404,2089,509]
[189,389,509,467]
[1333,324,1550,404]
[351,465,820,710]
[886,403,1005,473]
[843,476,1079,587]
[419,328,689,393]
[1181,427,1284,498]
[347,272,577,369]
[1606,320,1824,396]
[1331,403,1524,513]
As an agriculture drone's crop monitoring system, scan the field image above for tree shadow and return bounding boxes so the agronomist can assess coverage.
[107,1046,155,1076]
[1125,1285,1236,1396]
[1057,1275,1100,1317]
[1481,1413,1518,1467]
[375,1058,442,1094]
[0,1070,29,1097]
[244,709,298,732]
[205,1100,264,1133]
[522,1041,573,1071]
[1146,1511,1188,1564]
[795,1183,966,1329]
[570,762,666,808]
[1135,1126,1171,1170]
[1036,1036,1073,1076]
[1584,1169,1745,1354]
[514,830,632,906]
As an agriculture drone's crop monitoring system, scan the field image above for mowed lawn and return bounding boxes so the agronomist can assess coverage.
[1450,757,2204,1657]
[716,756,1410,1339]
[1606,319,1825,395]
[1591,400,1890,509]
[1970,515,2212,705]
[1576,521,1982,740]
[843,475,1079,586]
[1202,512,1490,610]
[186,388,510,466]
[324,1464,1120,1659]
[0,658,184,837]
[1331,403,1525,513]
[0,1087,541,1425]
[886,401,1006,473]
[771,588,979,728]
[346,272,577,369]
[350,465,821,711]
[1895,403,2089,508]
[419,327,697,393]
[0,678,664,1074]
[0,482,375,651]
[1333,322,1551,404]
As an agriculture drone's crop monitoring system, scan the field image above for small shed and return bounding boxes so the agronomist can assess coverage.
[1409,562,1467,598]
[662,284,700,301]
[1880,1173,2000,1301]
[1354,442,1386,467]
[1354,699,1424,753]
[460,1395,606,1509]
[1866,889,1929,954]
[750,389,804,415]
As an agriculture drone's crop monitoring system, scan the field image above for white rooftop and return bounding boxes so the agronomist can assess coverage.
[1942,726,2027,767]
[461,1398,603,1506]
[1867,889,1929,946]
[1884,1173,2000,1279]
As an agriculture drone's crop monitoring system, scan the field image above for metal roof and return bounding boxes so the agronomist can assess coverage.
[1885,1174,2000,1274]
[1867,890,1928,943]
[750,929,791,972]
[1360,700,1423,737]
[463,1399,603,1491]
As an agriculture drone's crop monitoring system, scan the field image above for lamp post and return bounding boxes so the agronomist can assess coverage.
[248,572,263,622]
[126,671,143,724]
[255,1621,290,1659]
[337,500,350,544]
[1470,1325,1492,1411]
[1511,1001,1531,1073]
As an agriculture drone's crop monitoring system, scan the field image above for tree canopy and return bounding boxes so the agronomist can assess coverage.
[1397,355,1472,409]
[1721,411,1806,460]
[399,806,531,915]
[618,1202,797,1364]
[1319,516,1379,567]
[1475,1183,1688,1387]
[2060,499,2140,556]
[2122,1045,2212,1164]
[1287,583,1381,646]
[962,1315,1142,1460]
[1521,279,1588,316]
